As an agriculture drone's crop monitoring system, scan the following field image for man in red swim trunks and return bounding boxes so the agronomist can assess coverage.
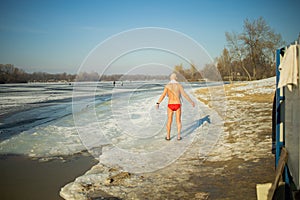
[156,73,195,140]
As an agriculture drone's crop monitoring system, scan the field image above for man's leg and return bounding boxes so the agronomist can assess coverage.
[176,108,182,139]
[166,108,173,139]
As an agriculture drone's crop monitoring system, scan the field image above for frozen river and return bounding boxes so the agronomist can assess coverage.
[0,81,222,173]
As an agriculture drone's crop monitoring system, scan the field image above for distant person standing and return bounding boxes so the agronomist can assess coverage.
[156,73,195,140]
[113,81,116,87]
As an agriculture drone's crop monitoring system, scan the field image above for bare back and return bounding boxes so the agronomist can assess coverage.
[157,80,194,107]
[166,83,181,104]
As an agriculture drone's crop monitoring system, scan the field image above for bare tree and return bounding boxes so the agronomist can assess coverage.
[222,17,284,80]
[225,31,252,80]
[217,48,234,81]
[240,17,284,79]
[202,62,223,81]
[189,61,202,81]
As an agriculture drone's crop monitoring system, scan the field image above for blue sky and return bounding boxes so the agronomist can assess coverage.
[0,0,299,74]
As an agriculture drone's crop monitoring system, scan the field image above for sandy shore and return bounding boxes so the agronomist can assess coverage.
[60,78,276,200]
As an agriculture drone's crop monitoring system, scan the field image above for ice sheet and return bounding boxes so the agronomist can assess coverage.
[0,81,222,169]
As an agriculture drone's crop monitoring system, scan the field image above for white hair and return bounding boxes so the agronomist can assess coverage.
[170,73,177,80]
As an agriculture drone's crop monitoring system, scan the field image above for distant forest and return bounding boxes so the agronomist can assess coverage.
[0,64,76,84]
[0,64,169,84]
[0,17,284,84]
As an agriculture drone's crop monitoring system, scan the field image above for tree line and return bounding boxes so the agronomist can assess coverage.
[0,64,168,84]
[76,72,168,82]
[0,64,77,84]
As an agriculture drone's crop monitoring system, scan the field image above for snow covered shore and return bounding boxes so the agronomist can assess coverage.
[60,77,276,200]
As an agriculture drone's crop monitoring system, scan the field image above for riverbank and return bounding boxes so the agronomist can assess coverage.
[60,77,276,199]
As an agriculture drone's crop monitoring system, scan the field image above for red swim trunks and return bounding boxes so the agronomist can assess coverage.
[168,104,181,111]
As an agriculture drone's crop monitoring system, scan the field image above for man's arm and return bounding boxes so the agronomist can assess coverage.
[179,85,195,107]
[156,86,167,109]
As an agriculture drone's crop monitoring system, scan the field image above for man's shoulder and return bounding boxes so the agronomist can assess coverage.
[166,83,178,87]
[166,83,182,90]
